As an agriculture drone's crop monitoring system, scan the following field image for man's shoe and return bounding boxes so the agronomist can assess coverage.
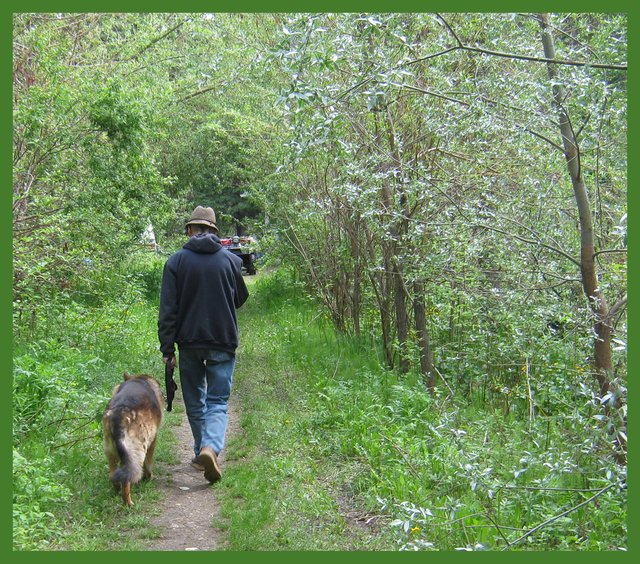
[190,457,205,471]
[197,447,222,483]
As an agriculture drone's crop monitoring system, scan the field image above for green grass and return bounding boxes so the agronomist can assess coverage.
[13,265,626,551]
[217,270,392,550]
[13,390,182,551]
[13,271,181,551]
[217,268,627,551]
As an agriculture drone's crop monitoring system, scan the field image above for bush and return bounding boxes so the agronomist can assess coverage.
[13,450,71,550]
[251,270,627,550]
[13,250,165,549]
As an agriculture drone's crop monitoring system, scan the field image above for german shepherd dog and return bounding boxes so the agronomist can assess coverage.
[102,372,163,506]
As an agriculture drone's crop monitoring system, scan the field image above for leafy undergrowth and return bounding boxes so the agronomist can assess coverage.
[13,329,184,550]
[13,264,626,551]
[220,269,626,551]
[12,253,180,550]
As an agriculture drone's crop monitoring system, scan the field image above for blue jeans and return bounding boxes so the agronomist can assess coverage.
[178,348,236,457]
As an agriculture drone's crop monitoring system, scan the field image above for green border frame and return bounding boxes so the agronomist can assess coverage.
[5,2,634,562]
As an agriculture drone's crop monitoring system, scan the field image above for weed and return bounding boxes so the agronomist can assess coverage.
[13,252,172,550]
[219,270,626,551]
[13,265,626,551]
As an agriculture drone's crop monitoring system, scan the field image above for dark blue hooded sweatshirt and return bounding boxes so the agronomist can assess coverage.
[158,233,249,356]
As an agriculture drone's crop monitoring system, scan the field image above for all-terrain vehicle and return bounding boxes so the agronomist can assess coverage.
[220,235,258,275]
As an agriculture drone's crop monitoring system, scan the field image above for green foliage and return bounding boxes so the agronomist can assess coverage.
[11,14,285,548]
[13,340,105,445]
[264,11,627,401]
[220,273,391,550]
[89,80,147,149]
[221,271,626,551]
[158,109,269,234]
[12,250,168,550]
[150,14,284,237]
[12,12,626,551]
[14,14,181,323]
[128,252,166,304]
[13,451,71,550]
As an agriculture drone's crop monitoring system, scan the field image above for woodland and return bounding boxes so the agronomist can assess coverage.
[13,13,627,550]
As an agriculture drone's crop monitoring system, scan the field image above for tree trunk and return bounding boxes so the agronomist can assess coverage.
[538,13,613,396]
[367,243,395,369]
[378,266,395,369]
[413,281,435,392]
[393,257,410,373]
[348,220,362,336]
[384,107,411,373]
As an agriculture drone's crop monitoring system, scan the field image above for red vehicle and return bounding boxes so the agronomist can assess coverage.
[220,235,258,275]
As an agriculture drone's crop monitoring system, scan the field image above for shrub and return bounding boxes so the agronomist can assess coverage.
[13,450,71,550]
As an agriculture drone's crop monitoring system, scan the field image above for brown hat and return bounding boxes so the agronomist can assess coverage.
[186,205,218,233]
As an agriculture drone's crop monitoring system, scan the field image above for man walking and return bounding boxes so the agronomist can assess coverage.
[158,205,249,482]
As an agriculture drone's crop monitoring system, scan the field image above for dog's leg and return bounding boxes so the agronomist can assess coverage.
[143,438,157,480]
[104,421,119,488]
[107,454,120,493]
[121,481,133,507]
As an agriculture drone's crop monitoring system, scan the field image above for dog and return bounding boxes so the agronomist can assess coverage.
[102,372,163,506]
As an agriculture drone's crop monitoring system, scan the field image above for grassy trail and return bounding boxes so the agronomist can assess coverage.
[212,270,627,551]
[13,267,626,551]
[13,265,384,551]
[215,271,390,550]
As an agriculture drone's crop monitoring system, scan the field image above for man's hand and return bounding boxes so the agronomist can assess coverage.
[163,356,177,368]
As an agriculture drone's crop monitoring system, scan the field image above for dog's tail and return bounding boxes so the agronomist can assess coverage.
[108,413,145,487]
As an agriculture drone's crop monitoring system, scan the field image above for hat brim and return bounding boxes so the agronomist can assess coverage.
[186,219,219,233]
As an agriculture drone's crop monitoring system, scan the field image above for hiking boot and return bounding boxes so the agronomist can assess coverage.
[197,446,222,483]
[190,457,205,471]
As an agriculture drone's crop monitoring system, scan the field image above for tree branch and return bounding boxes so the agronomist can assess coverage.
[335,76,374,101]
[472,222,581,267]
[524,127,565,153]
[488,210,577,265]
[502,483,618,549]
[607,295,627,320]
[593,248,627,259]
[405,45,461,66]
[74,17,193,68]
[436,13,626,71]
[461,44,626,71]
[177,84,218,103]
[126,17,192,62]
[51,432,102,451]
[394,82,470,107]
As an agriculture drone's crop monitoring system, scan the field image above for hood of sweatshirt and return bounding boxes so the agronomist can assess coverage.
[183,233,223,254]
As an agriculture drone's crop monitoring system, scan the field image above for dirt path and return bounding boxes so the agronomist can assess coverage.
[145,397,240,551]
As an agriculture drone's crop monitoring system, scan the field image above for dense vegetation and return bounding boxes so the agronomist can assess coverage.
[13,13,626,550]
[223,270,626,550]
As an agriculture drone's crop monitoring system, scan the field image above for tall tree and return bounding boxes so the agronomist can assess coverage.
[267,13,626,406]
[537,13,626,399]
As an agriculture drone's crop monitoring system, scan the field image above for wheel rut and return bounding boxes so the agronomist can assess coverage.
[145,397,239,551]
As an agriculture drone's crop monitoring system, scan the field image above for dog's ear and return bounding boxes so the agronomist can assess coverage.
[123,371,132,381]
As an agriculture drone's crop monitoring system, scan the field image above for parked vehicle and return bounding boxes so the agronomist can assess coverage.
[220,235,258,275]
